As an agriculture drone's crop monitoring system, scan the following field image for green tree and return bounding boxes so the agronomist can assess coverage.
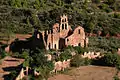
[30,49,54,79]
[92,0,100,3]
[4,24,15,44]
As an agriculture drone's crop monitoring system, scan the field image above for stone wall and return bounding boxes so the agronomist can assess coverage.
[65,26,85,47]
[43,15,88,50]
[81,52,101,59]
[51,59,71,73]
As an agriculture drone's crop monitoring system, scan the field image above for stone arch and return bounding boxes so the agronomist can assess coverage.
[78,43,81,46]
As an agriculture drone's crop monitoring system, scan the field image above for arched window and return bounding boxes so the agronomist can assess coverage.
[67,39,69,42]
[65,18,66,22]
[54,44,56,49]
[62,24,64,30]
[48,30,50,34]
[51,29,53,33]
[78,29,80,34]
[62,19,64,22]
[78,43,81,46]
[65,24,67,29]
[49,43,51,49]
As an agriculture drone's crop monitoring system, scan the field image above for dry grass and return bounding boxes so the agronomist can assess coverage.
[49,66,118,80]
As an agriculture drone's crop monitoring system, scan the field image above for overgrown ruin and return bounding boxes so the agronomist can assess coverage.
[38,14,89,50]
[8,14,88,53]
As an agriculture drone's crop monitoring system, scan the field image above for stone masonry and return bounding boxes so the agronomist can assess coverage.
[38,14,88,50]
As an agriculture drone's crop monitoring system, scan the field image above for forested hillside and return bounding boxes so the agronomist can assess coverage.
[0,0,120,35]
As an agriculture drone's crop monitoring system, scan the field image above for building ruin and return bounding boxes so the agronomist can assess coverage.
[37,14,88,50]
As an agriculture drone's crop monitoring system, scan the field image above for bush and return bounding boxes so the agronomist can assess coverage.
[88,37,120,53]
[0,49,7,59]
[12,50,29,59]
[106,8,113,13]
[30,49,54,79]
[59,49,72,61]
[73,46,87,54]
[70,54,91,67]
[91,53,120,69]
[104,53,119,66]
[92,0,100,4]
[9,71,18,80]
[113,75,120,80]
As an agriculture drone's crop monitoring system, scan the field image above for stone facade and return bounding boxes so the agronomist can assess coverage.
[40,14,88,50]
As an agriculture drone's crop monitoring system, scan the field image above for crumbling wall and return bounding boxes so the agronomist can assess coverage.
[46,31,60,50]
[52,33,59,49]
[46,33,52,50]
[43,15,88,50]
[81,52,101,59]
[85,37,89,47]
[65,26,85,47]
[53,23,60,33]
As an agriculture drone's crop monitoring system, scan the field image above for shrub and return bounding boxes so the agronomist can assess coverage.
[70,54,91,67]
[92,0,100,3]
[73,46,87,54]
[113,75,120,80]
[104,53,119,66]
[12,50,29,59]
[91,53,120,70]
[9,71,18,80]
[30,49,54,79]
[59,49,72,61]
[0,49,7,59]
[106,8,113,13]
[88,37,120,53]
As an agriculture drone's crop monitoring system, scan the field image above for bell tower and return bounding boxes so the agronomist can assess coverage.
[60,14,69,31]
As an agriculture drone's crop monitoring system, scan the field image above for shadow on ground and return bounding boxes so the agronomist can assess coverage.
[2,64,22,80]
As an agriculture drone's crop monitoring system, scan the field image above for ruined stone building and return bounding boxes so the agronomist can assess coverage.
[39,15,88,50]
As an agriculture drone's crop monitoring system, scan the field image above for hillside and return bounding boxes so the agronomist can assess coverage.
[0,0,120,36]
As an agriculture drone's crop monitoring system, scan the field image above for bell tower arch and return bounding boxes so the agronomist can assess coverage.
[60,14,69,31]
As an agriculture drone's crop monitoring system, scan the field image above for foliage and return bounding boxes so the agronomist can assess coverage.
[73,46,88,54]
[30,49,54,80]
[9,70,18,80]
[70,54,91,67]
[104,53,120,67]
[88,37,120,53]
[59,49,72,61]
[0,48,7,59]
[92,0,100,3]
[91,53,120,70]
[113,75,120,80]
[12,50,29,59]
[0,0,120,36]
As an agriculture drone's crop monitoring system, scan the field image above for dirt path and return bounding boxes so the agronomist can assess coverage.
[49,74,74,80]
[49,66,117,80]
[0,56,24,80]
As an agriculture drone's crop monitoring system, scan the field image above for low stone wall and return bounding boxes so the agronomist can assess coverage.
[51,59,71,73]
[81,52,101,59]
[16,51,102,80]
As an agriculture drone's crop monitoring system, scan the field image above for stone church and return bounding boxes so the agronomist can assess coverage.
[39,14,88,50]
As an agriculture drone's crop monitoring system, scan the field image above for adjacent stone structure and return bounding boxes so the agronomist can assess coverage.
[38,14,88,50]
